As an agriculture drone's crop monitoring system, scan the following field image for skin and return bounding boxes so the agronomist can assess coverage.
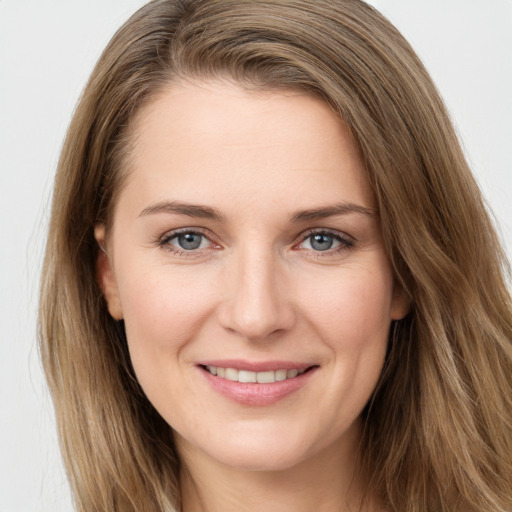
[96,80,409,512]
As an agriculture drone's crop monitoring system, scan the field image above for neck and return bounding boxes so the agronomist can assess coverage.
[177,422,380,512]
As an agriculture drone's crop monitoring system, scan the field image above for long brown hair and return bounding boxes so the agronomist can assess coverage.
[39,1,512,510]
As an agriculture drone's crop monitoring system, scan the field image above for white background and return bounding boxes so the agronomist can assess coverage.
[0,1,510,510]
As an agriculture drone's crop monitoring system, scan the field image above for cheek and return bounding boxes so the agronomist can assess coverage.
[299,265,393,424]
[117,265,217,364]
[301,264,395,349]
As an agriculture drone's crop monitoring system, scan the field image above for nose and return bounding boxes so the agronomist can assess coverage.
[217,244,295,340]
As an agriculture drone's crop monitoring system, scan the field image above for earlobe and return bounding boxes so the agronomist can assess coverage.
[94,224,123,320]
[390,283,411,320]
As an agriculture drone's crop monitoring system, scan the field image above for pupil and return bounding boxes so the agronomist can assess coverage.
[178,233,202,250]
[311,234,333,251]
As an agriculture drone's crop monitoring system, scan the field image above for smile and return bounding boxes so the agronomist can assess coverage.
[198,361,318,405]
[204,365,307,383]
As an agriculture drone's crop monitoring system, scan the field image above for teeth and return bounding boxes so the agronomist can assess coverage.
[238,370,256,383]
[225,368,238,381]
[257,371,275,384]
[275,369,287,381]
[287,369,299,379]
[205,366,308,383]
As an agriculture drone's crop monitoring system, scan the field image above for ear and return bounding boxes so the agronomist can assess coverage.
[390,282,411,320]
[94,224,123,320]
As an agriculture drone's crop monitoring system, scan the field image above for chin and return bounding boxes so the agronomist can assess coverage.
[210,444,308,473]
[175,422,318,473]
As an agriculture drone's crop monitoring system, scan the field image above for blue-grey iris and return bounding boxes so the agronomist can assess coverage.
[311,234,333,251]
[178,233,202,250]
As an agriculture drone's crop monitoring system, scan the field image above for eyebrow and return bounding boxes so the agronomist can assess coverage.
[138,200,376,223]
[290,203,377,222]
[139,201,225,221]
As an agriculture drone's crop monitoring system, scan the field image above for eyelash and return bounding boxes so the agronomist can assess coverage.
[157,228,355,257]
[157,227,217,256]
[294,229,354,257]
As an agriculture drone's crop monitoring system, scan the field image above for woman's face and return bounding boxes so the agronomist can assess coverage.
[97,80,409,472]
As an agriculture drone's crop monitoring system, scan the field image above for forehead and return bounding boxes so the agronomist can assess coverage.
[118,80,374,218]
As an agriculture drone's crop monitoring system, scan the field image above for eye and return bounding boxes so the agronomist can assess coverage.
[305,233,337,251]
[158,229,218,254]
[172,232,208,250]
[296,230,353,254]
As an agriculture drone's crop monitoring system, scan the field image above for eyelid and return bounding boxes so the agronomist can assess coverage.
[157,227,220,252]
[293,228,355,253]
[155,226,354,256]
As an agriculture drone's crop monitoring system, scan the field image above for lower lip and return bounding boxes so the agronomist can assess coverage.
[198,366,317,406]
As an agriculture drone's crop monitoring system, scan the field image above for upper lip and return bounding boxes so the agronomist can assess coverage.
[197,359,316,372]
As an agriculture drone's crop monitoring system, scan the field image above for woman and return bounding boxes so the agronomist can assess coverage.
[39,1,512,511]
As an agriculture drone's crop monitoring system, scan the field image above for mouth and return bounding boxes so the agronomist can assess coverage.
[197,360,319,405]
[200,365,313,383]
